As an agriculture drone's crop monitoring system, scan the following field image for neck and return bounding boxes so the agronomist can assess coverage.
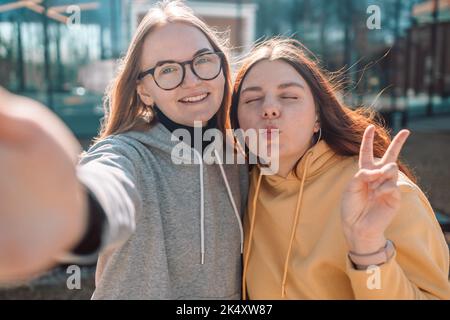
[154,106,217,152]
[276,140,315,177]
[276,155,301,178]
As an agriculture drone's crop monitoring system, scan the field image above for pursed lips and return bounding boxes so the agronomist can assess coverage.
[262,125,280,140]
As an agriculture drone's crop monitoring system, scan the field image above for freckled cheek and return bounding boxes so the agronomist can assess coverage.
[154,92,179,110]
[236,108,248,130]
[280,110,314,137]
[212,73,226,96]
[147,81,177,107]
[237,106,257,131]
[286,105,315,127]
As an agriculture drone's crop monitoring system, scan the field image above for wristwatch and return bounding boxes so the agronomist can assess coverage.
[348,240,396,270]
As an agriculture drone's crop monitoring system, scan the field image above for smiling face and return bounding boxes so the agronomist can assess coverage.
[136,22,225,126]
[237,59,320,176]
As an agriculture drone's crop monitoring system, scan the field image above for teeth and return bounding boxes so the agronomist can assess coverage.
[180,93,208,103]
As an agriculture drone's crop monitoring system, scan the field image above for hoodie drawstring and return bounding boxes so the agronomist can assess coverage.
[215,150,244,255]
[192,148,244,265]
[281,152,312,298]
[242,171,263,300]
[192,148,205,264]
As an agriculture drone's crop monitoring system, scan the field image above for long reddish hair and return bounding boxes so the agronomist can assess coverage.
[230,38,415,182]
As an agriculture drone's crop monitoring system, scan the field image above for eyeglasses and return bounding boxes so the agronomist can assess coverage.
[137,51,224,90]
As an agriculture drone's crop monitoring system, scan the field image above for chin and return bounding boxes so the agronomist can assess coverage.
[195,108,218,123]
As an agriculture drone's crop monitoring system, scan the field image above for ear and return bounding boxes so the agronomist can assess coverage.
[136,82,154,106]
[313,115,321,132]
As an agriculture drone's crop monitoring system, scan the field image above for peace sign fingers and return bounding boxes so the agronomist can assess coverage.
[381,129,410,165]
[359,125,410,170]
[359,125,375,169]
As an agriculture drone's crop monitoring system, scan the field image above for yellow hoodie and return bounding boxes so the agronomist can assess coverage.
[242,140,450,299]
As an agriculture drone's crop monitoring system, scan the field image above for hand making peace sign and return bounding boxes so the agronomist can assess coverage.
[341,125,410,255]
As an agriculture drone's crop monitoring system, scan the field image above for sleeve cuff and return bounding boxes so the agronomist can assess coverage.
[56,185,106,265]
[346,250,400,299]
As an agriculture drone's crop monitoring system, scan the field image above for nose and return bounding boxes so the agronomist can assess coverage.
[180,63,201,88]
[261,99,281,119]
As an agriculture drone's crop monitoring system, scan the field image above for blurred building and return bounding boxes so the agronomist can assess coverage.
[0,0,257,138]
[0,0,448,136]
[131,0,257,53]
[405,0,450,101]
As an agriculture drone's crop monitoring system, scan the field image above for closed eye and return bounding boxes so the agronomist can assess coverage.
[245,97,262,104]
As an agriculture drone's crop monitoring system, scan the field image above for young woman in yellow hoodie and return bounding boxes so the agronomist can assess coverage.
[230,38,450,299]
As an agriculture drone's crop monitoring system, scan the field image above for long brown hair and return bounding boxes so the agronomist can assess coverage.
[230,38,415,182]
[94,0,232,143]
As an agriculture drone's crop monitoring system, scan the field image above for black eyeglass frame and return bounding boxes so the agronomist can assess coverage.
[137,51,225,90]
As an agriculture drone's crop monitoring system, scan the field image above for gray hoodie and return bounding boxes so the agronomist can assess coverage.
[76,121,248,299]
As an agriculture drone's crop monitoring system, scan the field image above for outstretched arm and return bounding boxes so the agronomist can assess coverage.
[0,87,88,283]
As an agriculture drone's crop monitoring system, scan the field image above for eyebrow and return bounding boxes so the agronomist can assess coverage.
[153,48,213,67]
[240,86,262,94]
[241,82,305,94]
[278,82,305,90]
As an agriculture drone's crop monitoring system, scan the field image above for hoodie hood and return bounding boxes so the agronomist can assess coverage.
[262,140,344,188]
[122,121,191,162]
